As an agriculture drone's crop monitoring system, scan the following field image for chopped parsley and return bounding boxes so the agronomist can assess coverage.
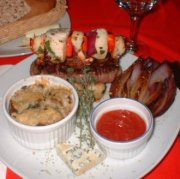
[67,67,75,73]
[45,40,55,56]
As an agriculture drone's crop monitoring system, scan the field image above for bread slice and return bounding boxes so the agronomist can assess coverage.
[0,0,31,26]
[0,0,66,44]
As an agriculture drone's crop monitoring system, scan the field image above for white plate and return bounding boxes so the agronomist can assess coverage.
[0,12,71,58]
[0,53,179,179]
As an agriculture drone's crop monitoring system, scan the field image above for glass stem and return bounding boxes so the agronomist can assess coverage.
[128,15,141,53]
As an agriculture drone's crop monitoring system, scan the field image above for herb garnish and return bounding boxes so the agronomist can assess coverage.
[45,40,55,56]
[68,67,96,148]
[37,46,44,53]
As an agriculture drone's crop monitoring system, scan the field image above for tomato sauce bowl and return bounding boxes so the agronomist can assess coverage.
[90,98,154,160]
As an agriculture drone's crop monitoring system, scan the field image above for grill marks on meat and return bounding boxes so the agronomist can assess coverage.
[30,55,121,83]
[110,57,177,117]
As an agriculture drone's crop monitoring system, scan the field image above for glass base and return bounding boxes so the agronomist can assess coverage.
[126,40,151,58]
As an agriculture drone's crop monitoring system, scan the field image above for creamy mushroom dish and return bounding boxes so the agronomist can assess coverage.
[9,82,74,126]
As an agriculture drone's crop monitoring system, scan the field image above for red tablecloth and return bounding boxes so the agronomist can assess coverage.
[68,0,180,62]
[0,0,180,178]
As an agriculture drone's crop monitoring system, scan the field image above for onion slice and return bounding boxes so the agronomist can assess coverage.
[86,31,97,56]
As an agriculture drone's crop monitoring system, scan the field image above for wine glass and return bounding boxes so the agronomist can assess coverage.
[115,0,160,54]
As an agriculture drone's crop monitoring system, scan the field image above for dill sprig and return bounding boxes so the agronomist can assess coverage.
[68,67,96,148]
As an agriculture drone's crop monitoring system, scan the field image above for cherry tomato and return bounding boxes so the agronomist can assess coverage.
[66,37,73,57]
[30,38,34,48]
[107,34,115,53]
[82,36,88,53]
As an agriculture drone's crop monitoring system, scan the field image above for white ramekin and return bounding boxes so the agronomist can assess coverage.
[90,98,154,160]
[3,75,79,150]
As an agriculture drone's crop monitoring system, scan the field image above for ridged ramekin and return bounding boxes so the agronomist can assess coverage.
[90,98,154,160]
[3,75,79,150]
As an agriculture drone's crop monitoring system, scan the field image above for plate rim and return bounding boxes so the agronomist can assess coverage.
[0,53,179,179]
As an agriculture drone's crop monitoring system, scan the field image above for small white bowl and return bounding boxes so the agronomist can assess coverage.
[90,98,154,160]
[3,75,79,150]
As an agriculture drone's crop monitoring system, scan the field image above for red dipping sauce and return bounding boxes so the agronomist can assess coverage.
[96,109,146,141]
